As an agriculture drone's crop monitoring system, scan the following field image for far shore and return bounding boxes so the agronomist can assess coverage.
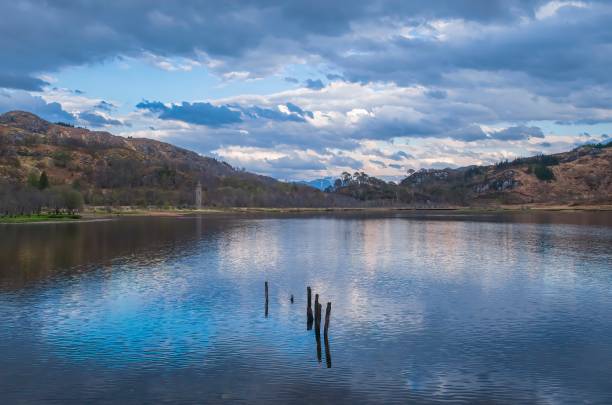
[3,204,611,225]
[87,204,612,217]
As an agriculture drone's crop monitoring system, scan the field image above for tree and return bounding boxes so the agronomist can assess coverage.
[62,189,84,213]
[38,171,49,190]
[48,187,84,214]
[27,171,39,188]
[534,165,554,181]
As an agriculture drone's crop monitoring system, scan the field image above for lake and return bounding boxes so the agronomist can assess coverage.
[1,211,611,403]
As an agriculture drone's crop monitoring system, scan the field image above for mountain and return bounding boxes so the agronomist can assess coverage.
[399,144,612,206]
[0,111,355,209]
[1,111,610,211]
[296,177,336,191]
[328,143,612,206]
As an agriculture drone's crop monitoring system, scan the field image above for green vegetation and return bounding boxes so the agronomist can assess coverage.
[533,164,555,181]
[0,213,81,223]
[0,172,84,216]
[27,171,40,188]
[327,171,399,202]
[55,121,75,127]
[52,151,72,168]
[39,171,49,190]
[496,153,559,171]
[584,139,612,149]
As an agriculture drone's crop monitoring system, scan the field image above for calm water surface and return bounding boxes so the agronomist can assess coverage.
[1,211,611,403]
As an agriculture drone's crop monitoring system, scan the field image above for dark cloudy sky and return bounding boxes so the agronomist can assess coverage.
[1,0,610,180]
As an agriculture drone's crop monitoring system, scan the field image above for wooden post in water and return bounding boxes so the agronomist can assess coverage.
[324,302,332,368]
[290,294,294,303]
[265,281,269,318]
[307,287,313,329]
[314,294,320,328]
[324,334,332,368]
[315,298,322,363]
[316,323,322,363]
[324,302,331,338]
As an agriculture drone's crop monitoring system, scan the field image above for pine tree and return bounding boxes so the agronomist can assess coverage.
[27,171,39,188]
[39,171,49,190]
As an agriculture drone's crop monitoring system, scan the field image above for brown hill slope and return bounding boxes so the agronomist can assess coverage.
[400,145,612,206]
[0,111,352,208]
[1,111,609,209]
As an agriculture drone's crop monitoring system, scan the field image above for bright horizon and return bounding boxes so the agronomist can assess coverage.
[1,1,611,181]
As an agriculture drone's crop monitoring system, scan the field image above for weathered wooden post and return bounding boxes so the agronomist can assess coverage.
[324,302,331,338]
[315,301,322,362]
[307,287,313,329]
[290,294,294,303]
[324,334,332,368]
[265,281,269,318]
[314,294,321,331]
[323,302,332,367]
[316,326,322,363]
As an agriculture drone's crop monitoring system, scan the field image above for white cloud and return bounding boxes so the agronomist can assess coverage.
[536,1,588,20]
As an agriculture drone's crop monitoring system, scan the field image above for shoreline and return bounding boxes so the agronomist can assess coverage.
[2,204,611,224]
[90,204,612,217]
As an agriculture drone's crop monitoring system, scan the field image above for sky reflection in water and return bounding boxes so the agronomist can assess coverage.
[1,212,611,403]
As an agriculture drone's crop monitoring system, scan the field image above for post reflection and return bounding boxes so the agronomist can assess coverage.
[324,335,332,368]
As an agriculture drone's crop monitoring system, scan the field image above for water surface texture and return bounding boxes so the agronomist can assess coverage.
[1,212,611,403]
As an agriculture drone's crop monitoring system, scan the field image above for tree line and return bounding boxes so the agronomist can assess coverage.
[0,171,84,216]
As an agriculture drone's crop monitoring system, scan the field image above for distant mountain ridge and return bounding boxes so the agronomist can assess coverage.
[296,177,335,191]
[1,111,610,209]
[328,143,612,206]
[0,111,354,208]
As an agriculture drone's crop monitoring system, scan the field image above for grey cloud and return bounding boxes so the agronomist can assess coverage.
[96,101,116,112]
[370,159,387,168]
[157,120,358,154]
[365,148,413,160]
[284,77,299,83]
[285,102,314,119]
[490,125,544,140]
[1,0,609,101]
[329,155,363,169]
[137,100,242,127]
[137,100,314,127]
[265,155,326,171]
[0,73,48,91]
[79,111,124,127]
[324,3,612,106]
[304,79,325,90]
[425,89,447,99]
[241,106,306,122]
[4,0,610,170]
[326,73,345,81]
[0,90,75,123]
[428,161,458,169]
[446,125,489,142]
[389,150,413,160]
[556,118,612,125]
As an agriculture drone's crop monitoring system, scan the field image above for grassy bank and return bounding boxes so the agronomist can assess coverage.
[87,204,612,218]
[3,205,611,224]
[0,213,82,223]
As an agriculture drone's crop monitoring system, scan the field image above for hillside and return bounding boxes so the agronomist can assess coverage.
[399,144,612,206]
[0,111,353,210]
[1,111,610,212]
[328,144,611,206]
